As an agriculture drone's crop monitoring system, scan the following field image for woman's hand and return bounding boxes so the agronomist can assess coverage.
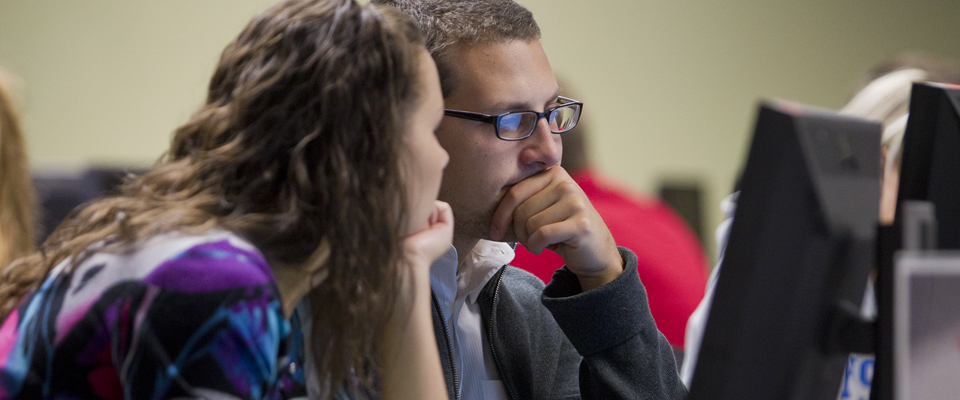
[379,201,452,400]
[402,201,454,273]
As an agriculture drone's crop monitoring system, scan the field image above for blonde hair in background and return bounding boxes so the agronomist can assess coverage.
[840,54,960,225]
[840,68,927,172]
[0,69,36,270]
[841,53,960,173]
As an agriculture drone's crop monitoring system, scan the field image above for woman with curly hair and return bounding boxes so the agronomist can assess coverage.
[0,0,450,399]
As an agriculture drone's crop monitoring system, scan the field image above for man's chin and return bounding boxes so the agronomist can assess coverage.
[455,218,518,244]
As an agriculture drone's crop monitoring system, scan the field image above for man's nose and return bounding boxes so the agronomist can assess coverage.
[518,116,561,168]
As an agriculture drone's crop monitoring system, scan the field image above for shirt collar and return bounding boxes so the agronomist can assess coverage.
[461,240,515,305]
[428,240,516,317]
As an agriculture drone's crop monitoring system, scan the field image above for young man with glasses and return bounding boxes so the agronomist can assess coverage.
[371,1,687,399]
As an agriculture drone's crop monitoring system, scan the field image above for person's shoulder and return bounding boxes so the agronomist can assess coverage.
[141,231,276,293]
[51,231,273,322]
[500,265,547,294]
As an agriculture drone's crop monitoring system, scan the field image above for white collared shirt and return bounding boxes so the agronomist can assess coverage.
[429,240,514,400]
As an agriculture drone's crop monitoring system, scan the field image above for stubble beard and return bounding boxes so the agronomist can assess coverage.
[451,202,518,245]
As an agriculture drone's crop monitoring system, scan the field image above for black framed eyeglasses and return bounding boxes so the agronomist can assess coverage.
[443,96,583,141]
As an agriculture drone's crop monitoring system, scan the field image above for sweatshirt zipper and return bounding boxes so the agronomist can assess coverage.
[486,267,517,400]
[431,290,460,400]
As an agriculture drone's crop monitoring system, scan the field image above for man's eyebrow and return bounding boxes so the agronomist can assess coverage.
[545,88,562,106]
[485,88,563,114]
[485,101,531,114]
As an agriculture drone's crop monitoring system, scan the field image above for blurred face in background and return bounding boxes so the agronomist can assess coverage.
[879,149,898,226]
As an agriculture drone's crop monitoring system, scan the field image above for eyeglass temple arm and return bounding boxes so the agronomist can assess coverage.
[444,110,498,124]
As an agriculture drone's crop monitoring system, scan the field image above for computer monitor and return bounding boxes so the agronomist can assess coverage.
[688,101,881,400]
[872,81,960,400]
[895,82,960,248]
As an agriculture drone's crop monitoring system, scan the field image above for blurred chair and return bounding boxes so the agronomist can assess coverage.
[33,167,142,243]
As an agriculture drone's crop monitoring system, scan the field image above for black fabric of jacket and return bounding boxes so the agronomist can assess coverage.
[430,247,688,400]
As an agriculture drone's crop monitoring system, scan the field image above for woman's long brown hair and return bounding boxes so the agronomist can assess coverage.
[0,70,36,274]
[0,0,424,395]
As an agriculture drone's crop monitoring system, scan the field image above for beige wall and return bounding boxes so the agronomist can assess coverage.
[0,1,275,168]
[2,0,959,259]
[525,0,960,257]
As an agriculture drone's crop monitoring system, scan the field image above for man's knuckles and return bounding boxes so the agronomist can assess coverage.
[524,217,539,236]
[573,215,593,234]
[554,180,580,196]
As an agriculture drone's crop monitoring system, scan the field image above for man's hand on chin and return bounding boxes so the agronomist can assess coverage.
[489,166,624,291]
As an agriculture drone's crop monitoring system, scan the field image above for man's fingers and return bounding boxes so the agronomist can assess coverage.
[490,171,553,240]
[510,185,561,243]
[513,182,562,226]
[524,220,579,255]
[517,197,574,247]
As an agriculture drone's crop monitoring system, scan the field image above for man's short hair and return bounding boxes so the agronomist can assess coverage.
[372,0,541,97]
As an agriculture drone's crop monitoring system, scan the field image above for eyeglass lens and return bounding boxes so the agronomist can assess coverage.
[496,104,581,139]
[550,104,580,133]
